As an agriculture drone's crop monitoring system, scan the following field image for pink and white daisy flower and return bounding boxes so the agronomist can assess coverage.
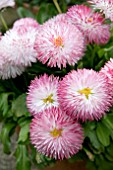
[100,58,113,85]
[30,107,84,159]
[58,69,112,122]
[0,27,37,67]
[67,5,110,44]
[0,0,15,10]
[26,74,59,115]
[34,19,85,68]
[88,0,113,21]
[13,17,39,29]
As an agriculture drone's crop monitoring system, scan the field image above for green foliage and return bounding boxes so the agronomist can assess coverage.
[15,144,31,170]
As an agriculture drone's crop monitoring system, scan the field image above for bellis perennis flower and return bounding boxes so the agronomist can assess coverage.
[35,19,85,68]
[58,69,112,122]
[0,0,15,10]
[26,74,59,115]
[30,107,84,159]
[67,5,110,44]
[88,0,113,21]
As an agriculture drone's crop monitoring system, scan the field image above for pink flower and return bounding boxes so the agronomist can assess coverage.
[0,27,37,67]
[67,5,110,44]
[30,107,84,159]
[34,19,85,68]
[13,18,39,29]
[100,58,113,85]
[58,69,112,122]
[0,0,15,9]
[26,74,59,115]
[88,0,113,21]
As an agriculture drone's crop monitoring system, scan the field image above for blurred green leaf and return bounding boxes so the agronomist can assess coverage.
[0,122,16,154]
[17,7,35,18]
[18,119,31,143]
[0,92,14,117]
[96,122,110,147]
[12,93,28,117]
[15,144,31,170]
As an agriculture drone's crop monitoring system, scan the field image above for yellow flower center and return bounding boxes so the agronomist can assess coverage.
[50,128,62,137]
[54,36,63,47]
[87,17,93,22]
[78,88,92,99]
[43,94,54,104]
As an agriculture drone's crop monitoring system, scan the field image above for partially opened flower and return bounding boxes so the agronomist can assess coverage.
[0,27,37,67]
[35,19,85,68]
[0,0,15,10]
[100,58,113,85]
[13,17,39,29]
[30,107,84,159]
[26,74,59,115]
[88,0,113,21]
[67,5,110,44]
[58,69,112,121]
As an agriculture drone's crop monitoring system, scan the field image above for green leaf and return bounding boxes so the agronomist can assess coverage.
[18,120,31,143]
[0,92,14,117]
[102,114,113,130]
[0,122,16,154]
[96,122,110,147]
[86,130,104,151]
[17,7,35,18]
[12,94,28,117]
[98,49,105,58]
[15,145,31,170]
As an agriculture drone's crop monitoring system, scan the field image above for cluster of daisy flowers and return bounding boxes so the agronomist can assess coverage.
[26,68,113,159]
[1,0,113,160]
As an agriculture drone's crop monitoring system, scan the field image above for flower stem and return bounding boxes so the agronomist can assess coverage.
[53,0,62,14]
[0,12,8,31]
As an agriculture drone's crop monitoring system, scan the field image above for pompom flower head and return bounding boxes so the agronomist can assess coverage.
[88,0,113,21]
[35,19,85,68]
[67,5,110,44]
[100,58,113,85]
[58,69,112,122]
[26,74,59,115]
[0,0,15,10]
[0,27,37,67]
[30,107,84,159]
[13,17,39,29]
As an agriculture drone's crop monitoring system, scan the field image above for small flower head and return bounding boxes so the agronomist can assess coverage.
[13,18,39,29]
[0,27,37,67]
[26,74,59,115]
[67,5,110,44]
[30,107,84,159]
[34,19,85,68]
[0,0,15,10]
[88,0,113,21]
[58,69,112,122]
